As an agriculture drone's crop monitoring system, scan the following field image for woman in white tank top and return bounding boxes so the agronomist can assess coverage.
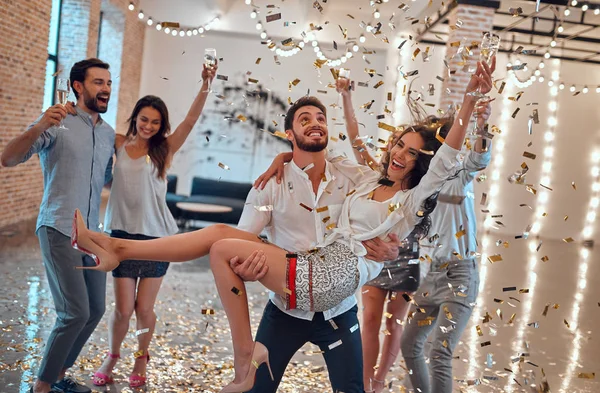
[91,64,217,388]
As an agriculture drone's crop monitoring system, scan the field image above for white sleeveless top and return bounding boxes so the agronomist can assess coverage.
[104,145,178,237]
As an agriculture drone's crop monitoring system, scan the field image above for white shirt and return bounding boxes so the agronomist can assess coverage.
[321,143,461,285]
[420,148,492,266]
[237,158,359,321]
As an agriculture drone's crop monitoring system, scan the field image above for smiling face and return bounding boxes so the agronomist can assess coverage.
[386,131,425,183]
[287,105,329,152]
[135,106,162,140]
[77,67,112,114]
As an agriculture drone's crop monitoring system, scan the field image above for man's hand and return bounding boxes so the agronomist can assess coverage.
[253,152,293,190]
[230,250,268,281]
[363,234,401,262]
[202,62,218,84]
[335,77,352,96]
[65,101,77,115]
[39,104,67,130]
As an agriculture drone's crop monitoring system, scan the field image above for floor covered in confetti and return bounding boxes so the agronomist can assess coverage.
[1,217,599,393]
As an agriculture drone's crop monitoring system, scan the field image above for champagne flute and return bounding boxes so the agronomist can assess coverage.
[336,68,351,107]
[467,32,500,100]
[204,48,217,93]
[56,78,70,130]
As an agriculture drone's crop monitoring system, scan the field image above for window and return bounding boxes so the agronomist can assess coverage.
[43,0,62,111]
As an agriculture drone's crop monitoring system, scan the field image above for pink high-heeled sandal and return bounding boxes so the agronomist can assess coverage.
[129,350,150,388]
[92,352,120,386]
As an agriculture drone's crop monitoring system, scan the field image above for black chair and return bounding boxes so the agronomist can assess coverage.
[184,177,253,225]
[166,175,186,220]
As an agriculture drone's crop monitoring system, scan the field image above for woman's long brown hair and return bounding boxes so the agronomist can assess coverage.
[126,95,171,179]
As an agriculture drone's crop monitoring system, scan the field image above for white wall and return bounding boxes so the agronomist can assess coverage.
[140,29,388,194]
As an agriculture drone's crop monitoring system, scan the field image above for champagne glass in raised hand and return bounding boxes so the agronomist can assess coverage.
[336,68,351,108]
[467,32,500,100]
[203,48,217,93]
[56,78,70,130]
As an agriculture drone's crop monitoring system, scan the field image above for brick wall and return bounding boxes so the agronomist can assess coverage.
[0,0,145,229]
[440,4,496,109]
[0,0,51,228]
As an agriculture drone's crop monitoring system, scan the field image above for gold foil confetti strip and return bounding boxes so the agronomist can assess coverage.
[255,58,261,64]
[541,256,549,262]
[299,203,313,212]
[519,288,529,293]
[201,309,215,315]
[346,189,356,196]
[374,81,384,89]
[564,319,570,329]
[488,254,502,263]
[578,373,595,379]
[161,22,180,28]
[384,312,393,319]
[418,318,433,326]
[326,223,337,230]
[476,325,483,336]
[442,340,448,348]
[266,13,281,22]
[231,287,243,296]
[283,287,292,295]
[542,304,550,316]
[388,202,401,214]
[273,131,287,139]
[383,329,391,336]
[322,216,330,223]
[455,229,466,239]
[378,122,396,132]
[480,341,491,347]
[523,151,536,160]
[443,306,453,320]
[511,108,520,118]
[572,182,577,190]
[248,78,259,84]
[237,114,247,122]
[218,162,230,170]
[316,206,328,213]
[329,320,339,330]
[563,237,574,243]
[508,313,516,324]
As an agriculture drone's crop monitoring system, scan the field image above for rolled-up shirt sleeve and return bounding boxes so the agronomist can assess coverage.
[20,115,58,164]
[403,143,460,218]
[237,181,274,235]
[458,148,492,186]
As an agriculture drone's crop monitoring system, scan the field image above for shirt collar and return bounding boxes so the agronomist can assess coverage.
[74,106,104,127]
[289,159,334,183]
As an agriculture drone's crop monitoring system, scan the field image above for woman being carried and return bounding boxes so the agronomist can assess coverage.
[71,59,494,392]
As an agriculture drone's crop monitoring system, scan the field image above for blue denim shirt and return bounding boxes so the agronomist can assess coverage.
[22,107,115,236]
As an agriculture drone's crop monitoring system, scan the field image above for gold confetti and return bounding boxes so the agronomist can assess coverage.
[299,203,313,212]
[316,206,328,213]
[442,340,448,348]
[541,256,549,262]
[412,48,421,60]
[418,318,433,327]
[488,254,502,263]
[480,341,491,347]
[378,122,396,132]
[273,131,287,139]
[564,215,568,221]
[384,312,393,319]
[523,151,536,160]
[326,223,337,230]
[563,237,574,243]
[455,229,466,239]
[444,305,453,320]
[508,313,516,324]
[161,22,180,28]
[511,108,520,118]
[346,189,356,196]
[248,78,259,84]
[231,287,243,296]
[201,309,215,315]
[255,58,261,64]
[564,319,570,329]
[373,81,384,89]
[572,182,577,190]
[578,373,595,379]
[476,325,483,336]
[237,114,247,122]
[218,162,230,170]
[388,202,401,214]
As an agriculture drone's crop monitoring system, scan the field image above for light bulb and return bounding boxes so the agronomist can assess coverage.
[298,41,305,48]
[317,51,323,57]
[538,76,544,82]
[539,61,545,69]
[353,44,359,52]
[550,40,557,47]
[245,0,251,3]
[198,27,204,34]
[250,11,257,18]
[366,25,373,32]
[571,0,577,6]
[213,17,220,25]
[138,10,144,19]
[256,22,262,30]
[179,30,185,37]
[359,35,366,43]
[171,29,177,36]
[595,8,600,15]
[313,46,320,53]
[374,10,381,18]
[346,52,353,58]
[535,69,541,76]
[558,25,564,33]
[147,18,153,26]
[559,82,565,90]
[596,86,600,93]
[260,31,267,39]
[570,85,576,92]
[582,3,589,11]
[156,23,162,31]
[186,30,191,36]
[548,80,554,87]
[312,40,318,47]
[544,52,551,59]
[164,27,170,34]
[128,2,134,11]
[192,29,198,35]
[564,7,571,16]
[341,57,347,63]
[583,86,589,94]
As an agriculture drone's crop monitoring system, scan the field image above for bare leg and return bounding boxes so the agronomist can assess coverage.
[373,292,412,392]
[86,224,262,263]
[95,278,136,378]
[132,277,164,377]
[361,286,387,392]
[208,238,288,382]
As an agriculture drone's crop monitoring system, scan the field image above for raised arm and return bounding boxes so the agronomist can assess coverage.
[167,64,217,154]
[1,104,66,167]
[335,78,376,166]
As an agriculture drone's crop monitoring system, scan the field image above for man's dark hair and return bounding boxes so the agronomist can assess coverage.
[284,96,327,132]
[70,58,110,99]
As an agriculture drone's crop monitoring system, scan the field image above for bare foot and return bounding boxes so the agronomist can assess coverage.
[131,354,148,377]
[95,355,119,380]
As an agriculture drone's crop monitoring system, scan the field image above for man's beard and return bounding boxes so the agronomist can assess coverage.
[294,131,328,152]
[83,90,108,114]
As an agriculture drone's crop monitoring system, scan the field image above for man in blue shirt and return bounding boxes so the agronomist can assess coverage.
[1,58,115,393]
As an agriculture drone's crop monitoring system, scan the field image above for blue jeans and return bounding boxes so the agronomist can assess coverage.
[248,302,365,393]
[400,259,479,393]
[37,226,106,383]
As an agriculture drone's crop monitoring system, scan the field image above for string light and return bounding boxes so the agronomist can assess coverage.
[565,7,571,16]
[582,3,589,11]
[583,86,589,94]
[558,24,564,33]
[595,8,600,15]
[544,51,551,59]
[128,2,134,11]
